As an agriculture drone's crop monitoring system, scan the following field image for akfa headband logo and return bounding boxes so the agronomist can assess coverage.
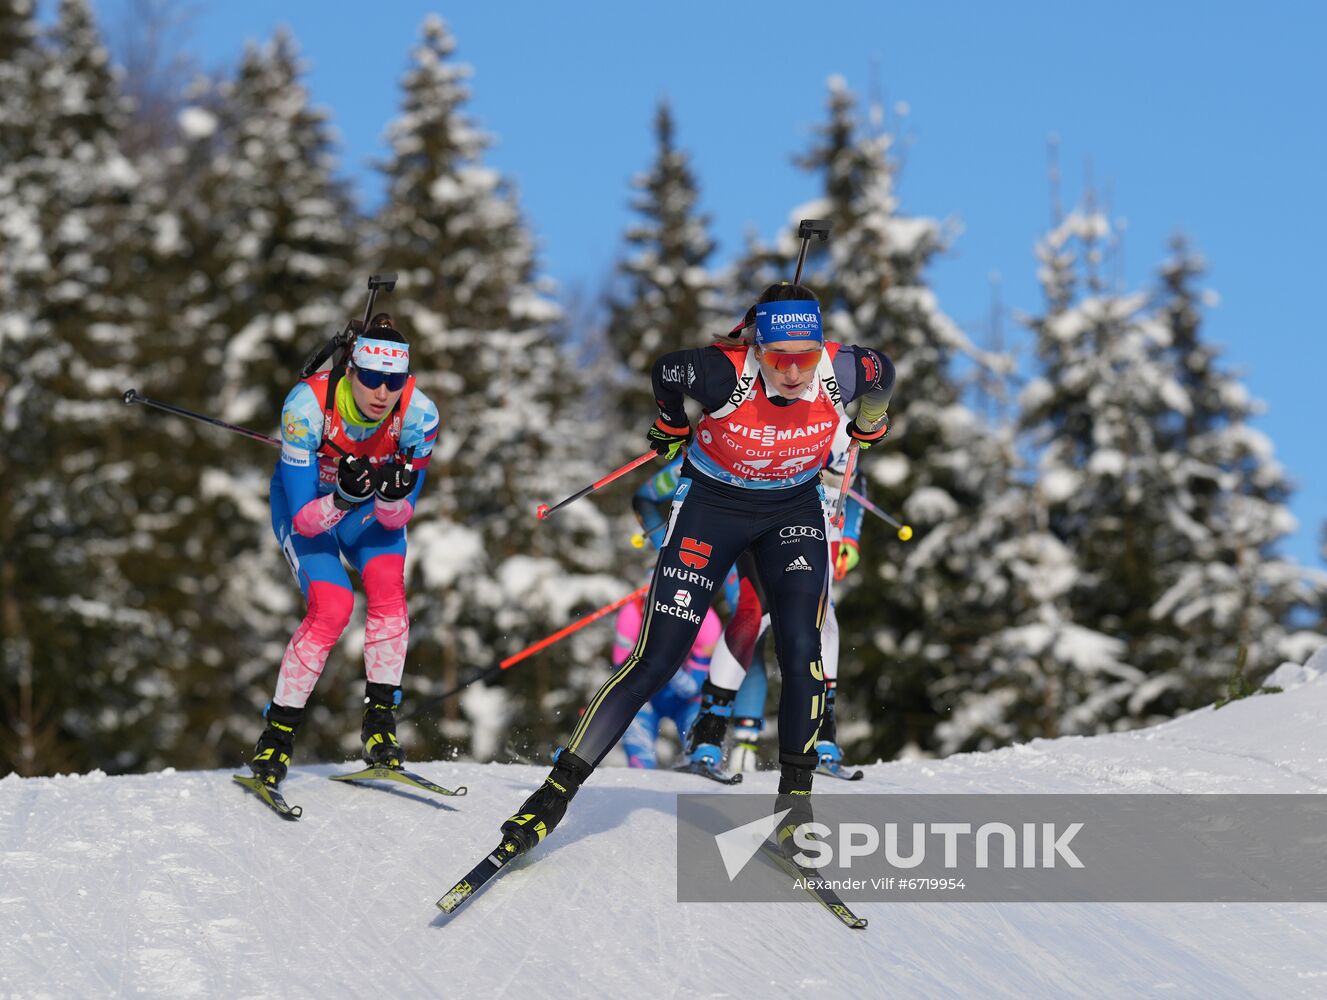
[353,337,410,373]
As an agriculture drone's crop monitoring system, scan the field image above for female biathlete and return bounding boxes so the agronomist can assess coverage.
[247,315,439,788]
[497,282,895,856]
[692,412,871,777]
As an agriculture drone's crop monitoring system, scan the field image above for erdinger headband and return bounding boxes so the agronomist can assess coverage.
[352,336,409,373]
[753,300,823,345]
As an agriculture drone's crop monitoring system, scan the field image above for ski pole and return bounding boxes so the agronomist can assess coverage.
[535,450,658,520]
[123,388,281,448]
[829,441,859,530]
[845,486,913,541]
[122,388,356,459]
[403,583,651,718]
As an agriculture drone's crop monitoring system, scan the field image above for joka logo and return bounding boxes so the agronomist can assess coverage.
[727,372,755,407]
[673,589,692,608]
[779,525,825,541]
[715,809,792,880]
[679,537,712,570]
[786,555,813,573]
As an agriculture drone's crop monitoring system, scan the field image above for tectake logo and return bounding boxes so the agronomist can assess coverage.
[673,589,692,608]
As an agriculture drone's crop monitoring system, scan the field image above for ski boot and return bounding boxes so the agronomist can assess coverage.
[683,681,736,768]
[775,750,820,860]
[501,751,594,854]
[249,702,305,786]
[817,679,843,766]
[361,682,405,768]
[729,715,765,773]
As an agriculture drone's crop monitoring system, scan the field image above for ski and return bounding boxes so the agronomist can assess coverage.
[673,760,744,785]
[816,760,864,781]
[329,764,467,798]
[436,839,524,915]
[760,844,868,929]
[232,774,302,820]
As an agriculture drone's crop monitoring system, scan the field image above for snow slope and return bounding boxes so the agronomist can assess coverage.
[5,663,1327,1000]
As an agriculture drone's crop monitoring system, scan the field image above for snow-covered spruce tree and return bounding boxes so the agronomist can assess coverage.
[788,76,1012,760]
[0,0,60,774]
[201,31,361,768]
[1020,219,1325,726]
[1146,235,1325,702]
[604,98,724,428]
[0,0,177,773]
[114,31,362,771]
[1018,206,1185,731]
[369,15,619,762]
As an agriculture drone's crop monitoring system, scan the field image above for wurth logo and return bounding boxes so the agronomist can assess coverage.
[679,537,712,570]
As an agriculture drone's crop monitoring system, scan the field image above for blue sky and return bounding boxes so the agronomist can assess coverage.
[92,0,1326,566]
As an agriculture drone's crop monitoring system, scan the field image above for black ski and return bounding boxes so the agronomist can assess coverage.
[673,760,743,785]
[761,844,868,929]
[329,765,467,798]
[436,839,524,915]
[232,774,302,820]
[816,760,864,781]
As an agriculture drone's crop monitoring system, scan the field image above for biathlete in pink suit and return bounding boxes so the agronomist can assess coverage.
[247,314,439,788]
[497,282,894,857]
[615,591,722,768]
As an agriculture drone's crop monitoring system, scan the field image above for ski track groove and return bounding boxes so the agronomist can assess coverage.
[1150,737,1327,791]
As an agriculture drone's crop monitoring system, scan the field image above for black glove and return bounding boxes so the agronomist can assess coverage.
[334,455,376,509]
[376,461,418,503]
[847,413,889,448]
[646,416,692,460]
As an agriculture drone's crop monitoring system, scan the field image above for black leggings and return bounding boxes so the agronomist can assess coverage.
[565,470,831,766]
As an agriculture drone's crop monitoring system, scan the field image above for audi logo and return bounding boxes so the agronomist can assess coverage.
[779,525,825,540]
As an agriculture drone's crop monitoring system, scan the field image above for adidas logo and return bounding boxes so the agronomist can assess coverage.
[785,555,813,573]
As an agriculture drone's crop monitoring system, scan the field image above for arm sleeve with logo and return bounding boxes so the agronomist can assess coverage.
[279,382,351,538]
[833,346,896,431]
[373,390,440,530]
[649,346,741,425]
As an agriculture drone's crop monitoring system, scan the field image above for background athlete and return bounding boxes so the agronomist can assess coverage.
[247,314,438,788]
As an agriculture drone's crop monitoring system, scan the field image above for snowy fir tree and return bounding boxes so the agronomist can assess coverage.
[199,31,362,767]
[1018,209,1324,734]
[1145,235,1325,703]
[786,77,1014,759]
[102,30,361,771]
[604,98,724,427]
[0,0,175,773]
[369,15,620,762]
